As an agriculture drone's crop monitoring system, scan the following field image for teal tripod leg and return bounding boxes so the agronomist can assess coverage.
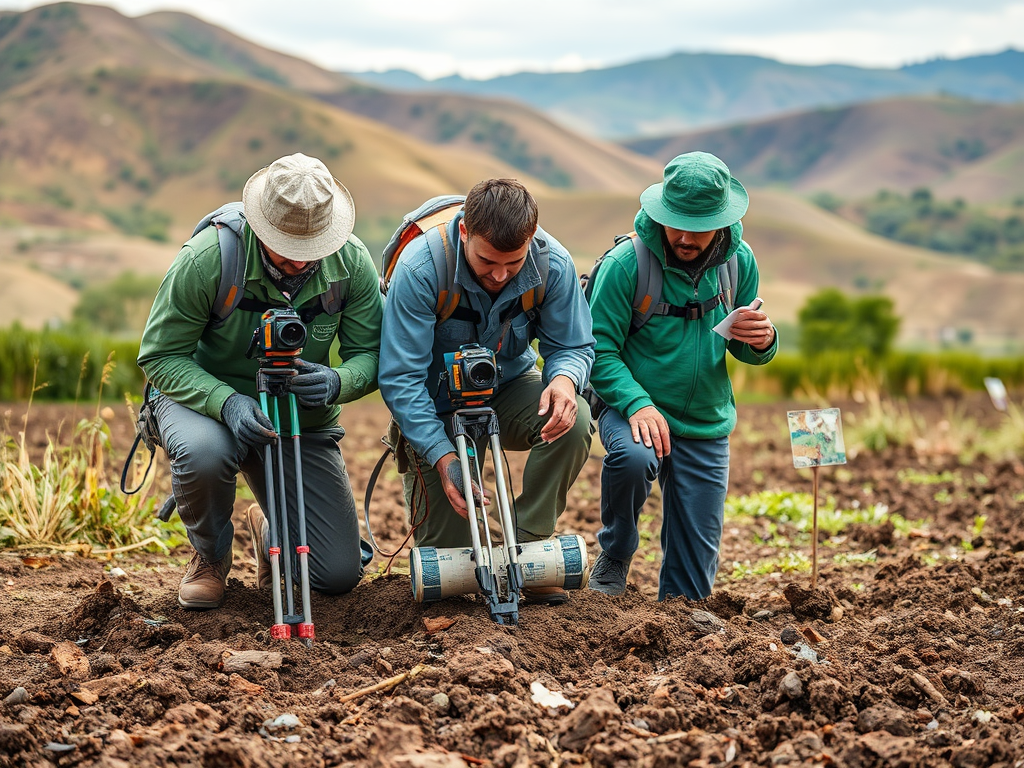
[288,394,315,644]
[269,399,296,620]
[259,392,289,640]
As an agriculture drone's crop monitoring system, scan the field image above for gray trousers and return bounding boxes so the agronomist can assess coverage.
[151,395,365,595]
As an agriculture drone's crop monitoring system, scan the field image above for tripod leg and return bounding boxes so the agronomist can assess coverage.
[490,433,523,595]
[259,393,288,639]
[456,432,493,598]
[288,395,314,644]
[270,398,296,621]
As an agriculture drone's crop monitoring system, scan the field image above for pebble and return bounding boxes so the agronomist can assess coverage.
[108,567,128,579]
[44,742,76,753]
[431,693,450,711]
[264,714,302,731]
[4,687,28,705]
[284,735,301,743]
[633,718,650,731]
[779,671,803,700]
[780,626,800,645]
[752,610,772,620]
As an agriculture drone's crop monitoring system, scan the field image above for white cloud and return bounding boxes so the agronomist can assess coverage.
[2,0,1023,77]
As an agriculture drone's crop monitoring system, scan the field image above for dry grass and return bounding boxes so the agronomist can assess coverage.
[0,356,182,554]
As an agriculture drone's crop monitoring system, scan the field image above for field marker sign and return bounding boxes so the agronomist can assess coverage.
[787,408,847,588]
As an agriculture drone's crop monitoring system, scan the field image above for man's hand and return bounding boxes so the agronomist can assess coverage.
[730,302,776,351]
[290,359,341,407]
[221,393,277,452]
[629,405,672,459]
[538,374,578,442]
[436,452,491,518]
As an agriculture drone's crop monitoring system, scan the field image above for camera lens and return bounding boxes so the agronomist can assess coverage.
[279,321,306,349]
[465,359,497,389]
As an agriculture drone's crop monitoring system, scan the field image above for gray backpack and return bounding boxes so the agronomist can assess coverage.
[193,202,348,328]
[581,233,737,335]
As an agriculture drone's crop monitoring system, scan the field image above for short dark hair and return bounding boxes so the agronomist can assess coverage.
[463,179,538,252]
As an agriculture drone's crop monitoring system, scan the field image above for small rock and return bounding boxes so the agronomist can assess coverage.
[780,626,800,645]
[779,671,803,700]
[752,610,772,620]
[431,693,450,711]
[284,735,301,743]
[44,742,76,753]
[264,713,302,731]
[689,610,725,634]
[926,719,939,730]
[108,567,128,579]
[4,687,28,705]
[633,718,650,731]
[972,710,994,724]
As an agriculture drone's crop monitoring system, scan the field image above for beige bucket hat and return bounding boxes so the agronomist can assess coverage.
[242,153,355,262]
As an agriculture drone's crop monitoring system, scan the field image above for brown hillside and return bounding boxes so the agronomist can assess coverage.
[323,90,662,193]
[138,11,357,93]
[741,190,1024,347]
[624,96,1024,204]
[0,3,218,94]
[135,8,660,194]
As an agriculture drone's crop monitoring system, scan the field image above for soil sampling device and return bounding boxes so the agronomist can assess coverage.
[407,345,589,624]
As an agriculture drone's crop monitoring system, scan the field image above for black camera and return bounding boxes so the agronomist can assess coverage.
[437,343,500,412]
[247,308,306,361]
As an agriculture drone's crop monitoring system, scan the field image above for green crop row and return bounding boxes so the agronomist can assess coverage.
[0,327,144,401]
[2,326,1023,403]
[731,351,1024,399]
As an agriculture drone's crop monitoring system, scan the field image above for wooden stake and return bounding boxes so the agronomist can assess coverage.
[336,663,428,703]
[811,465,819,590]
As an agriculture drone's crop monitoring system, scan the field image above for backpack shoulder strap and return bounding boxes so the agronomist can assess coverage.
[520,233,550,321]
[629,234,663,333]
[320,279,349,316]
[717,256,738,313]
[425,223,460,322]
[198,203,247,330]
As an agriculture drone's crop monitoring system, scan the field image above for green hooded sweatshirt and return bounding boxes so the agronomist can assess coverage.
[589,210,777,439]
[137,223,382,433]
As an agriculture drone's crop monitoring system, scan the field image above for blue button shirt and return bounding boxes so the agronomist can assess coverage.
[380,214,595,466]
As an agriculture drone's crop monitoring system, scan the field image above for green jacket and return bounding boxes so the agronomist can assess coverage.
[138,223,382,433]
[589,210,777,438]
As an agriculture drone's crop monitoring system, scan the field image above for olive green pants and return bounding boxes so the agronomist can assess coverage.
[402,371,593,548]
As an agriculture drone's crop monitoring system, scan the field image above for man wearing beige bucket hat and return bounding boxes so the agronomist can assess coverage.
[585,151,777,601]
[138,153,382,610]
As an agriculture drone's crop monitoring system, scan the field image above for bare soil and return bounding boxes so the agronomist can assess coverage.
[2,394,1024,767]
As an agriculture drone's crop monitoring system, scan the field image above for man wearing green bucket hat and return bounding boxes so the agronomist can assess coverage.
[586,151,777,601]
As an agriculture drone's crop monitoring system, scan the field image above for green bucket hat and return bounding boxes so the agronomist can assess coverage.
[640,151,748,232]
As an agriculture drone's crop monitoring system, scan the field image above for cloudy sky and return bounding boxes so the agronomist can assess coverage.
[4,0,1024,78]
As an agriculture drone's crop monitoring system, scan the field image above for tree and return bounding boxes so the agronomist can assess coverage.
[797,288,900,358]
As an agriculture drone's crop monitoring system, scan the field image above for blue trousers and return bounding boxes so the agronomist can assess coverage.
[596,408,729,601]
[151,395,368,595]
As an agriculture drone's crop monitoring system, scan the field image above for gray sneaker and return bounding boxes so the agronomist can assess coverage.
[588,550,632,596]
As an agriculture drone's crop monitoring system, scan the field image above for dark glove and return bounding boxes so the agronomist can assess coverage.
[221,393,277,451]
[290,359,341,408]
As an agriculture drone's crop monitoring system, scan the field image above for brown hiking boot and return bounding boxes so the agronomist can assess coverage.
[245,505,272,591]
[178,549,233,609]
[522,586,569,606]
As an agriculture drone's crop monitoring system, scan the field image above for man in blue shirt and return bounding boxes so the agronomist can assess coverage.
[379,179,595,605]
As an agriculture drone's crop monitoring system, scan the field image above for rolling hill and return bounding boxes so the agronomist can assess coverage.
[623,97,1024,205]
[136,11,660,194]
[350,49,1024,139]
[1,2,1022,351]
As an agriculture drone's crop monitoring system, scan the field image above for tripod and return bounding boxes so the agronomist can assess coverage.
[451,406,523,625]
[257,366,314,645]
